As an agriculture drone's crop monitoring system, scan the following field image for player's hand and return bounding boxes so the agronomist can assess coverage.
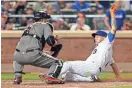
[115,76,122,81]
[104,76,122,82]
[110,4,119,18]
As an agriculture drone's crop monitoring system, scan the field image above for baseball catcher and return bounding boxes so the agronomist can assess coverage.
[13,11,64,84]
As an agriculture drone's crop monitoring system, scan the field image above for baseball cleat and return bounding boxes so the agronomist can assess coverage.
[13,77,22,84]
[45,77,65,84]
[91,75,101,82]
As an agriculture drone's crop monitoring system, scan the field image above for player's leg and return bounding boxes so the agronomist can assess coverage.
[62,71,91,81]
[60,61,73,77]
[64,71,98,82]
[61,60,100,81]
[13,60,24,84]
[31,51,64,84]
[72,61,100,76]
[31,52,62,78]
[60,61,87,78]
[13,51,25,84]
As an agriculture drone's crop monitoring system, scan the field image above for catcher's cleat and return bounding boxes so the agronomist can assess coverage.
[13,77,22,84]
[39,73,47,81]
[45,77,65,84]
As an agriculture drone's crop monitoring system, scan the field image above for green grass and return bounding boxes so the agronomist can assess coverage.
[99,72,132,79]
[1,74,40,80]
[106,86,132,88]
[1,72,132,80]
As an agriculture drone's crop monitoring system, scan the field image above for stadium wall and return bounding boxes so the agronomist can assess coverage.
[1,31,132,64]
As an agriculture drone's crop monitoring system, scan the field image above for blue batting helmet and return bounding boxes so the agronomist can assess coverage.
[92,30,107,38]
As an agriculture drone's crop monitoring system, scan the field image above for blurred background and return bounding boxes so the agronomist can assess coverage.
[1,0,132,31]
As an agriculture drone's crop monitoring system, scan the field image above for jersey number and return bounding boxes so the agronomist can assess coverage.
[93,49,97,54]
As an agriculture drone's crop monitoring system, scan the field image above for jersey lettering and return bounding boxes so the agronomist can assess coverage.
[92,49,97,54]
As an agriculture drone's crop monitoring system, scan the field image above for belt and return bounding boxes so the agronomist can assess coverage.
[16,48,41,53]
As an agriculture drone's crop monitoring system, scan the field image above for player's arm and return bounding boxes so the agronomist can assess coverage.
[44,23,58,47]
[111,63,121,80]
[110,4,121,80]
[107,4,118,42]
[110,4,118,34]
[43,24,55,46]
[44,24,62,57]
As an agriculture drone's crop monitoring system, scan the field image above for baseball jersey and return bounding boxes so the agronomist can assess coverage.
[106,9,126,30]
[16,22,52,52]
[86,32,115,71]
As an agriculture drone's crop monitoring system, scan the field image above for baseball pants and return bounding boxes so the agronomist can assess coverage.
[13,49,62,78]
[60,61,100,81]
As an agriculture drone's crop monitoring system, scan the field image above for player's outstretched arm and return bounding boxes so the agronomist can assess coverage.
[107,4,119,43]
[110,4,118,34]
[110,4,121,80]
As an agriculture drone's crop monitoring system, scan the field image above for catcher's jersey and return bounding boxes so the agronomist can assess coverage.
[86,33,115,71]
[16,22,53,51]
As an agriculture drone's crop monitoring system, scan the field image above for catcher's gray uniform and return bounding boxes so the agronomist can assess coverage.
[13,22,63,78]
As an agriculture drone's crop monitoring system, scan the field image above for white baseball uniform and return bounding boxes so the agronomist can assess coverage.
[60,32,115,82]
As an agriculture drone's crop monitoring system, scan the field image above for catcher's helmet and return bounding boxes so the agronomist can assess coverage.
[33,11,51,20]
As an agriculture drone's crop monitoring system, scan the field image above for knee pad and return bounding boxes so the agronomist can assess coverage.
[55,60,63,66]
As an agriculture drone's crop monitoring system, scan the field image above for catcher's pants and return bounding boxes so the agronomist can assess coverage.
[13,49,63,78]
[60,61,100,82]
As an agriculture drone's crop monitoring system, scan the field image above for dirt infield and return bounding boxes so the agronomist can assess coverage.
[2,80,132,88]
